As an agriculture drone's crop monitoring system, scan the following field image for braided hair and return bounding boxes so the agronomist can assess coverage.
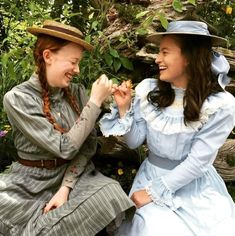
[33,35,80,133]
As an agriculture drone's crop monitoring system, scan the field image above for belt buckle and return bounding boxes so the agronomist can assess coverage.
[41,159,45,168]
[40,159,57,169]
[53,159,57,168]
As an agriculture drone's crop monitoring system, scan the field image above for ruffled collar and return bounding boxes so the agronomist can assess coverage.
[137,79,229,135]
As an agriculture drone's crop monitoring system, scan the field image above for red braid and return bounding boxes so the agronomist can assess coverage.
[33,35,80,133]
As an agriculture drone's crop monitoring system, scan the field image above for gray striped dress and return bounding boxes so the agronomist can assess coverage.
[0,74,134,236]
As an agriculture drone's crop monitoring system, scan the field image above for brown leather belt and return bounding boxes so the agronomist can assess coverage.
[17,157,70,169]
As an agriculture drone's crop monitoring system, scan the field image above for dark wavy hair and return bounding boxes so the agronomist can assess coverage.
[147,34,223,124]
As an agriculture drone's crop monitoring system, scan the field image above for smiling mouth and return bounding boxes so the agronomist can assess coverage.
[65,73,73,80]
[159,66,167,71]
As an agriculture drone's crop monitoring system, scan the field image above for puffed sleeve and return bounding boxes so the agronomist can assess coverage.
[3,84,101,160]
[148,92,235,209]
[100,79,158,148]
[99,103,135,137]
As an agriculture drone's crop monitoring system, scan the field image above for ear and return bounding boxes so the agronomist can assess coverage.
[43,49,53,65]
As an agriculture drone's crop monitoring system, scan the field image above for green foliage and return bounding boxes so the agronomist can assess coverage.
[196,0,235,48]
[115,3,146,24]
[134,0,197,36]
[158,13,169,30]
[76,44,134,89]
[172,0,184,12]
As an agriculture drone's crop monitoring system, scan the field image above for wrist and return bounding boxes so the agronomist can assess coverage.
[119,109,127,118]
[60,185,71,194]
[89,98,102,108]
[118,106,130,118]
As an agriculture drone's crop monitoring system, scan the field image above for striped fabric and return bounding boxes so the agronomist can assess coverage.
[0,74,134,235]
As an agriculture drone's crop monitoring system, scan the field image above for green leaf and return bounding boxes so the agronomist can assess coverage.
[91,20,98,30]
[8,61,16,81]
[89,12,94,20]
[136,11,149,19]
[142,15,154,28]
[158,14,168,30]
[111,77,119,85]
[85,35,91,43]
[135,28,148,36]
[187,0,196,5]
[120,57,134,71]
[104,53,113,67]
[172,0,183,12]
[109,48,119,58]
[113,58,121,72]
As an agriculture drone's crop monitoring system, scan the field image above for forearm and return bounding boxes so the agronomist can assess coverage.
[65,101,101,148]
[61,130,97,189]
[124,119,146,149]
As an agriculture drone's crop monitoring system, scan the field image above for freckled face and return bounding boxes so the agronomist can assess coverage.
[155,35,189,88]
[44,42,84,88]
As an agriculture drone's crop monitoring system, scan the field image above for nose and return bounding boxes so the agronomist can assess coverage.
[74,64,80,74]
[155,53,161,64]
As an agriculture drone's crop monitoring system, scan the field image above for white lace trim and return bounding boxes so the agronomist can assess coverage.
[138,93,230,135]
[99,103,134,137]
[145,180,179,210]
[145,185,164,207]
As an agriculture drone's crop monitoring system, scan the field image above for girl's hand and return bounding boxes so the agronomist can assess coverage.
[43,186,70,214]
[130,189,152,209]
[89,74,113,107]
[113,80,132,118]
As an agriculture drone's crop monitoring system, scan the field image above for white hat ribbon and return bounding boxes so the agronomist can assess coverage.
[211,51,231,89]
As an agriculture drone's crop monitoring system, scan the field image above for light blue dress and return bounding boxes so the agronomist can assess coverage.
[99,78,235,236]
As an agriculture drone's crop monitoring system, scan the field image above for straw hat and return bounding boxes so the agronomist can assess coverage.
[27,20,94,51]
[147,20,228,47]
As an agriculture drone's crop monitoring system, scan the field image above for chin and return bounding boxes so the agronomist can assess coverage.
[62,81,71,88]
[159,77,170,83]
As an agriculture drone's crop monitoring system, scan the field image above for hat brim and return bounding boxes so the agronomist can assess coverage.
[27,27,94,51]
[147,32,228,47]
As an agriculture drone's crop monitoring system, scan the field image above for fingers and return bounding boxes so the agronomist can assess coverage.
[114,88,125,98]
[97,74,107,83]
[95,74,113,92]
[114,82,132,98]
[43,202,51,214]
[43,202,56,214]
[97,74,111,86]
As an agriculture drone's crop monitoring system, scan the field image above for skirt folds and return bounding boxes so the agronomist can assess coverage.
[0,161,134,236]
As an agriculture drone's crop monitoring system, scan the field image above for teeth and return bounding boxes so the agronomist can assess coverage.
[159,66,167,70]
[66,73,73,79]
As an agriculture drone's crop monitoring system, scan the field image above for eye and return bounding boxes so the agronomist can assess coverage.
[162,50,168,55]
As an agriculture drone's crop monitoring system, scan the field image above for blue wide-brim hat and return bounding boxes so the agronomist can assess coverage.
[147,20,228,47]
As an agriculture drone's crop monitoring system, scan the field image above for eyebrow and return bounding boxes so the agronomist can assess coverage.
[160,47,170,51]
[71,58,80,61]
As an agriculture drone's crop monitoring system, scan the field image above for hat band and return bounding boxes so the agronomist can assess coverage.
[167,21,210,36]
[43,25,84,39]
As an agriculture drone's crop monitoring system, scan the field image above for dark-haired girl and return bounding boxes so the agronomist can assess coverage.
[100,20,235,235]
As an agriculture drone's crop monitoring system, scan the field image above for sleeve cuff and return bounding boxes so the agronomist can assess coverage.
[146,178,180,210]
[99,103,134,137]
[61,177,76,189]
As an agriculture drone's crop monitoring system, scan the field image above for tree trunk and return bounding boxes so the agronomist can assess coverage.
[213,139,235,182]
[96,137,235,183]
